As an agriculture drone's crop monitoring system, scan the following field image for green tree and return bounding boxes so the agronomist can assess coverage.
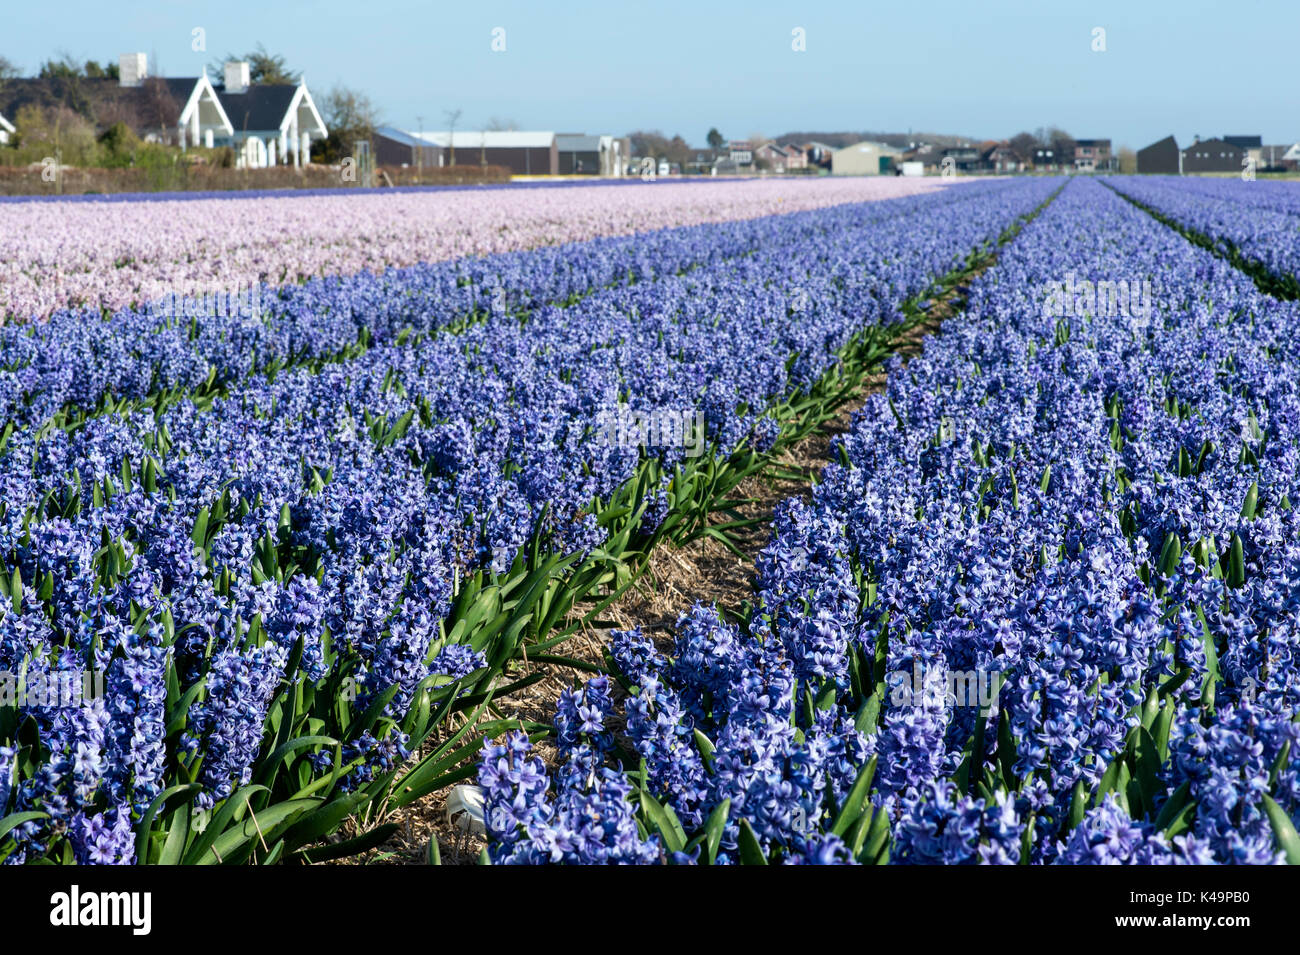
[209,44,298,85]
[83,60,119,80]
[38,55,83,79]
[97,121,142,167]
[706,127,724,151]
[12,103,100,165]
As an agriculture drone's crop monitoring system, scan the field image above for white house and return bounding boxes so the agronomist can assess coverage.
[0,52,324,168]
[114,53,233,148]
[214,61,328,169]
[1276,143,1300,168]
[0,53,234,149]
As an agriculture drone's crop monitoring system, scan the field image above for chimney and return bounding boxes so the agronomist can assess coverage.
[119,53,147,88]
[224,61,251,94]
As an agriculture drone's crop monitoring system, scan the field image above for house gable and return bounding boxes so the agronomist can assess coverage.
[282,83,327,137]
[176,74,234,140]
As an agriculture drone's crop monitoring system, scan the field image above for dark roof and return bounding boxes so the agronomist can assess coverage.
[215,84,298,133]
[1074,138,1111,148]
[0,76,199,131]
[1223,135,1261,149]
[1139,135,1178,153]
[1186,138,1239,152]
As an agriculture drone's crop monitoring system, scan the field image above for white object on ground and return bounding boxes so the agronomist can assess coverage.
[446,784,487,835]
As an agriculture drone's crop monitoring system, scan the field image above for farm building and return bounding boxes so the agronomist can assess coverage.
[1223,135,1262,166]
[415,130,557,175]
[1137,136,1180,174]
[1182,137,1243,174]
[555,134,627,176]
[373,126,443,168]
[214,61,327,169]
[831,141,903,175]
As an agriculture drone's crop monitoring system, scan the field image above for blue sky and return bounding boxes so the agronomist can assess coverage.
[4,0,1295,148]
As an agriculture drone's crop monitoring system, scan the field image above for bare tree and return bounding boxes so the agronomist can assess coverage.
[1046,127,1076,167]
[314,84,380,164]
[1008,131,1039,163]
[486,116,518,131]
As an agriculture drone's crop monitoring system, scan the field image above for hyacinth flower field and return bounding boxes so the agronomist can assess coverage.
[0,177,945,322]
[2,174,1298,868]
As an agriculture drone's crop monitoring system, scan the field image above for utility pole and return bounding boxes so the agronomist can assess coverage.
[416,114,423,184]
[444,108,462,167]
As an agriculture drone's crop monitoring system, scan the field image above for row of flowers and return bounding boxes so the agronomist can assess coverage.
[478,176,1300,865]
[0,179,1002,432]
[1104,176,1300,295]
[0,177,949,322]
[0,177,1057,862]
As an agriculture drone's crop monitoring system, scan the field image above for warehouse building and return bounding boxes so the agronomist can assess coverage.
[831,141,903,175]
[373,126,443,168]
[1224,135,1262,167]
[1182,137,1243,174]
[555,133,626,175]
[414,130,557,175]
[1137,135,1180,174]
